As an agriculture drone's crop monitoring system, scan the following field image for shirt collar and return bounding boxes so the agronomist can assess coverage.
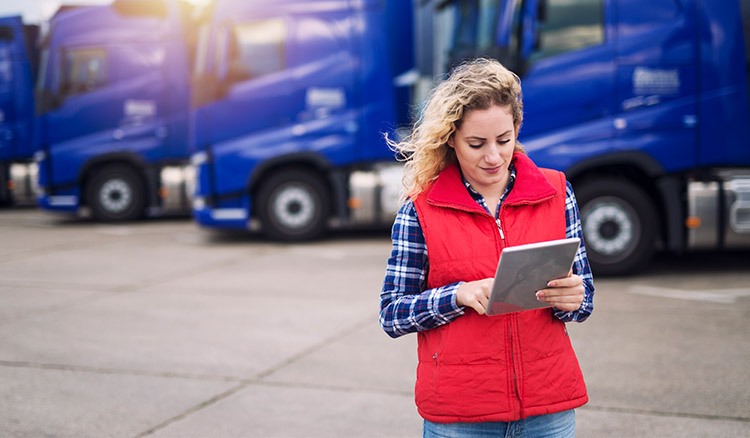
[460,163,517,217]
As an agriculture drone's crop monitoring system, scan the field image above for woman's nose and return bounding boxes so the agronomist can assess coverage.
[484,146,502,164]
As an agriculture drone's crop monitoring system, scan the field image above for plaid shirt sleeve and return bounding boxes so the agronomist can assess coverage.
[379,200,465,338]
[554,181,595,323]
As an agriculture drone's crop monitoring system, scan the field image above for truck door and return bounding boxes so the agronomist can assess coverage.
[37,43,120,195]
[429,0,614,170]
[200,15,295,200]
[198,8,355,201]
[109,40,175,160]
[516,0,615,167]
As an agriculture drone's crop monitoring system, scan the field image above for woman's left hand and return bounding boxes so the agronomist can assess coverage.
[535,272,584,312]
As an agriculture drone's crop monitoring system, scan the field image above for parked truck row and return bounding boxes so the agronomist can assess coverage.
[2,0,750,276]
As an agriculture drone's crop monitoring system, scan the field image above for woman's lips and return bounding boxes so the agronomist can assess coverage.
[482,166,502,174]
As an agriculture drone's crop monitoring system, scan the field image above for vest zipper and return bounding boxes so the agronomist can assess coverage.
[495,218,505,241]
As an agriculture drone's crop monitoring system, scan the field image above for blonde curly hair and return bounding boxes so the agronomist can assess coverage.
[388,58,525,199]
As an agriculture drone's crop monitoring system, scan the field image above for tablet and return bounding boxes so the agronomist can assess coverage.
[485,237,580,316]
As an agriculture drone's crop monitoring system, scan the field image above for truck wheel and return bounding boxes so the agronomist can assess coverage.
[86,165,146,221]
[576,179,657,276]
[256,169,330,241]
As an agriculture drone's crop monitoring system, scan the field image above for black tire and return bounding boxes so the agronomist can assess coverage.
[256,169,330,241]
[86,165,146,221]
[576,178,658,276]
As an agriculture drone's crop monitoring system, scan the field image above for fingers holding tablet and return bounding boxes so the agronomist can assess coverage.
[456,278,494,315]
[536,273,584,311]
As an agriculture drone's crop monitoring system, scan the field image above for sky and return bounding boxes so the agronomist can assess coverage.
[0,0,110,24]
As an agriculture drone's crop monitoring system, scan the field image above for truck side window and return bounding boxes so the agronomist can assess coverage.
[531,0,604,61]
[227,19,286,82]
[61,48,107,97]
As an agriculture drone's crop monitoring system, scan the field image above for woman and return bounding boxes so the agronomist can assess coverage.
[380,58,594,437]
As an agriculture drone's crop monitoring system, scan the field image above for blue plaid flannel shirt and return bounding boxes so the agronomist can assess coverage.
[380,164,595,338]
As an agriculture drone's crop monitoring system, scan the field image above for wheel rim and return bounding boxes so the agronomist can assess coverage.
[272,184,316,230]
[582,196,641,262]
[99,178,132,214]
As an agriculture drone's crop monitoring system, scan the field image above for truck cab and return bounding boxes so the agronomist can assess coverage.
[420,0,750,274]
[34,0,194,220]
[0,16,39,206]
[190,0,413,239]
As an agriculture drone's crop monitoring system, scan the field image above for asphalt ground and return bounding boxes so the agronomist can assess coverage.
[0,208,748,437]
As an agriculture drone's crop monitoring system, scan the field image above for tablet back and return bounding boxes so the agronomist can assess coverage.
[486,238,580,316]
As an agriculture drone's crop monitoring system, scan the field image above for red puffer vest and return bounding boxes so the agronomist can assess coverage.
[411,153,588,423]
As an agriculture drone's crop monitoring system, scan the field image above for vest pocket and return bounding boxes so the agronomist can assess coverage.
[520,348,587,409]
[416,314,512,418]
[433,362,512,418]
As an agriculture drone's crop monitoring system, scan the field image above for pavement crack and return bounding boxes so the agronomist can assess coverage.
[0,292,114,326]
[133,382,251,438]
[581,404,750,422]
[0,360,244,383]
[254,316,371,381]
[252,379,413,398]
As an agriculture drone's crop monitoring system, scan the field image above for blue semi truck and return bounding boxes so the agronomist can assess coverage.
[0,16,39,206]
[34,0,195,220]
[407,0,750,275]
[189,0,413,239]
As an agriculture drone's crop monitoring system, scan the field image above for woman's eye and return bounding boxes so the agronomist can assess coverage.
[469,143,483,148]
[498,139,511,145]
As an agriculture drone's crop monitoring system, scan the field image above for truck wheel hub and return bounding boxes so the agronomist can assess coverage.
[99,179,131,213]
[584,202,635,256]
[599,220,620,239]
[287,201,302,214]
[274,186,314,229]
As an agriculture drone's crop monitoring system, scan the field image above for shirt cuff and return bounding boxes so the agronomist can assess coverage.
[432,281,465,322]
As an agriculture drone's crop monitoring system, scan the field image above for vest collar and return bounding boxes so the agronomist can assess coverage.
[425,152,558,213]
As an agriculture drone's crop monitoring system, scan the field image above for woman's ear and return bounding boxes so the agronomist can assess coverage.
[447,136,455,149]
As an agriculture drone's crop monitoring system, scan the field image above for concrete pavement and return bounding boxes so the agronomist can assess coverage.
[0,208,748,437]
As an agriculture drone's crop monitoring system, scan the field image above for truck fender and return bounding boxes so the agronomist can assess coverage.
[246,152,333,191]
[247,153,345,220]
[564,151,666,182]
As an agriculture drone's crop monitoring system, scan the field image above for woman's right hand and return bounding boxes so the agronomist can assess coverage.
[456,278,494,315]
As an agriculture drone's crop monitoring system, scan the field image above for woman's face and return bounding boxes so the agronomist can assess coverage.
[449,105,516,196]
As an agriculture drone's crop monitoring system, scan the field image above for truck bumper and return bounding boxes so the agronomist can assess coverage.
[37,193,79,213]
[192,203,249,229]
